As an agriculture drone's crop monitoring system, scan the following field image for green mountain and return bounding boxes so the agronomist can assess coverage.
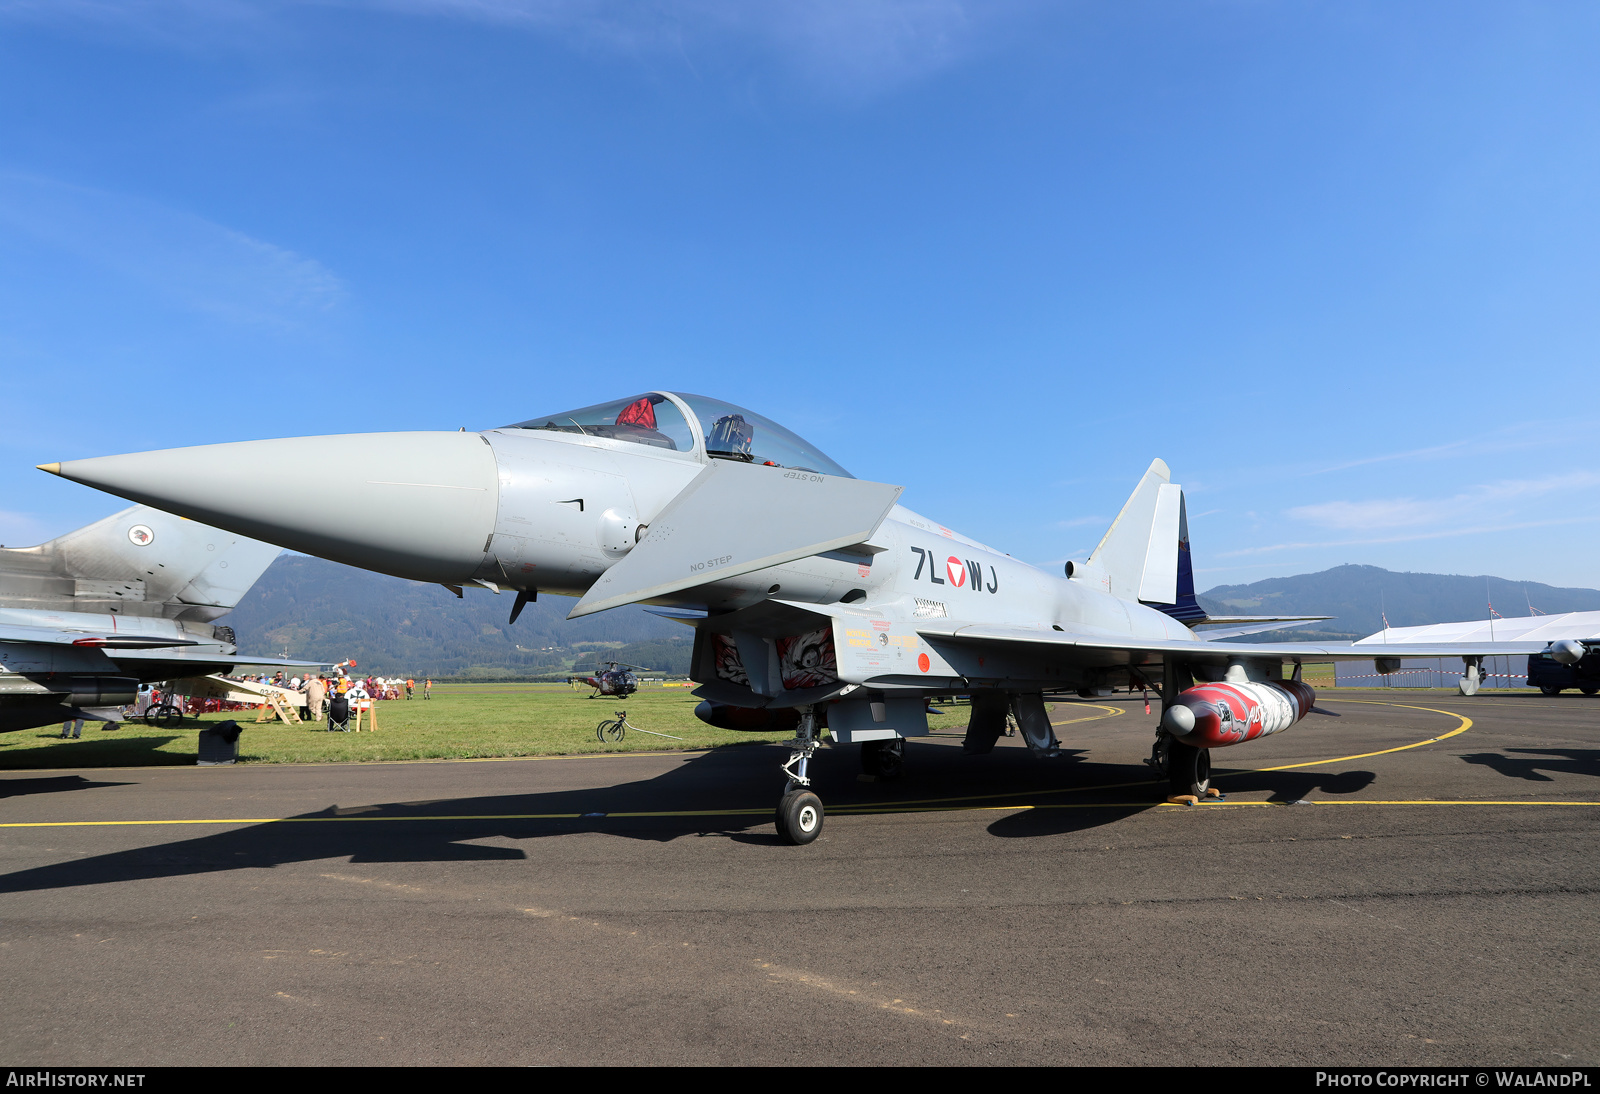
[1199,564,1600,641]
[225,555,692,679]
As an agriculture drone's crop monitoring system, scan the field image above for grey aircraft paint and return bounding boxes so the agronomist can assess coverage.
[38,390,1579,835]
[0,506,284,732]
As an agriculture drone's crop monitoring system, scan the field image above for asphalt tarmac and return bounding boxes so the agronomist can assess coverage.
[1,689,1596,1067]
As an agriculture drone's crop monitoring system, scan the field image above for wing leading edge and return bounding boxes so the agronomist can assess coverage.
[569,460,902,619]
[916,621,1555,667]
[0,621,199,648]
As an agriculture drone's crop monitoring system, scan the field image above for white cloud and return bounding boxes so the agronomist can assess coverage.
[0,173,345,327]
[1217,471,1600,562]
[0,0,997,95]
[1305,418,1600,477]
[1288,497,1444,531]
[374,0,980,91]
[0,1,271,49]
[1287,472,1600,532]
[1220,515,1600,558]
[1305,439,1473,477]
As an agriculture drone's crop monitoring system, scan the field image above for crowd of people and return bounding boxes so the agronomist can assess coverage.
[248,671,431,702]
[135,669,436,722]
[55,667,439,739]
[243,671,433,720]
[283,665,428,716]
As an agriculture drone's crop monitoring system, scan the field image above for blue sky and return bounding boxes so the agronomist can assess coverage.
[3,1,1598,593]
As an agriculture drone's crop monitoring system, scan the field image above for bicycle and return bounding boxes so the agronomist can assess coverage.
[142,703,184,728]
[595,709,683,744]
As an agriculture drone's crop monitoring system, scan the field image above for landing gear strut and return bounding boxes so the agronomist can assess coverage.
[1149,730,1218,805]
[1153,656,1218,805]
[776,706,824,845]
[1146,730,1170,777]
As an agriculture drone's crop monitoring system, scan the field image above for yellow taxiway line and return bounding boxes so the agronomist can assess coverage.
[3,797,1597,830]
[3,699,1591,830]
[1238,698,1472,774]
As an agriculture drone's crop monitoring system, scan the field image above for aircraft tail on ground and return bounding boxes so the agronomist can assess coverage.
[1156,494,1206,623]
[0,505,281,622]
[1087,459,1189,607]
[1085,461,1329,633]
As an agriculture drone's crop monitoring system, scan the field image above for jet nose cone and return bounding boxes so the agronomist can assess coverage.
[47,432,500,583]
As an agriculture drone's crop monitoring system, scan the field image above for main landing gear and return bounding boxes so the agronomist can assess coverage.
[860,738,904,780]
[776,706,824,845]
[1149,730,1219,806]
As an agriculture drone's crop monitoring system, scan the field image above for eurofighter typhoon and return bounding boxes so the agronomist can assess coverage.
[38,392,1581,842]
[0,505,283,732]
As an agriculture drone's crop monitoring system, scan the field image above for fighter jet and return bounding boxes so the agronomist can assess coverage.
[37,392,1579,841]
[0,505,287,732]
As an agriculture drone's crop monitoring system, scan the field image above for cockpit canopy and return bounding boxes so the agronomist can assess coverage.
[508,393,695,452]
[504,392,852,477]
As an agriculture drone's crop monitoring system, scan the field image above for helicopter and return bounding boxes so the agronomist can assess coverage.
[568,659,652,698]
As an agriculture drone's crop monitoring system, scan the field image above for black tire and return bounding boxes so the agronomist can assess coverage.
[1540,685,1563,697]
[1168,741,1210,799]
[775,789,824,845]
[1580,686,1598,697]
[860,739,905,780]
[597,719,625,743]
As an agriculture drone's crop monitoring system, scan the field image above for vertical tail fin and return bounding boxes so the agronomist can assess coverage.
[1086,459,1196,615]
[4,505,281,621]
[1160,494,1206,623]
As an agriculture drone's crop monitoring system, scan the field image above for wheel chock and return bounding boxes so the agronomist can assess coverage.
[1205,788,1223,799]
[1166,794,1199,806]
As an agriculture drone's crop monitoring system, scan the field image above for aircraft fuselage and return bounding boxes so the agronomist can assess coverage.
[479,424,1185,638]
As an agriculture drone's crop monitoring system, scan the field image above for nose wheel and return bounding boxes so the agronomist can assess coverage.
[776,706,825,845]
[776,788,823,844]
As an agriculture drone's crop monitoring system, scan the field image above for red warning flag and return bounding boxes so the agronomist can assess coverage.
[617,398,657,429]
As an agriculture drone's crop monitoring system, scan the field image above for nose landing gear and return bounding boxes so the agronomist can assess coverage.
[776,706,824,844]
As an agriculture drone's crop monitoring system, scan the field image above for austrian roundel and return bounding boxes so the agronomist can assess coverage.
[946,557,966,587]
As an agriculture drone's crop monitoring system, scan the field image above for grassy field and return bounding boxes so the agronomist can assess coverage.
[0,677,1491,770]
[0,684,970,769]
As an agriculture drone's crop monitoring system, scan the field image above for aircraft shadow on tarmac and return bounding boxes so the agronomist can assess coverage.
[0,741,1386,895]
[1458,748,1600,783]
[2,732,194,769]
[0,775,136,799]
[984,763,1379,837]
